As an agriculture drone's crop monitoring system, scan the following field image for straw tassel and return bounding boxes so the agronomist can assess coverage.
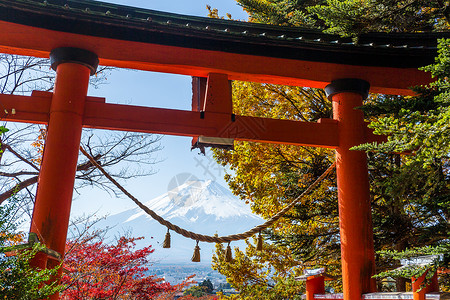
[191,241,201,262]
[256,232,263,251]
[162,228,171,248]
[225,242,233,262]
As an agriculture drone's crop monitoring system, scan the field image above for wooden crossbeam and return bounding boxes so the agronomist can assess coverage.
[0,91,386,148]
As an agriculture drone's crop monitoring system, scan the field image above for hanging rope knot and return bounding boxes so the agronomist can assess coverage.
[256,231,263,251]
[225,242,233,262]
[163,228,171,248]
[192,240,201,262]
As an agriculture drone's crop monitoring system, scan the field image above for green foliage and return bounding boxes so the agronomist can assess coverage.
[308,0,378,36]
[352,44,450,282]
[374,244,450,290]
[357,39,450,164]
[0,199,17,247]
[347,24,450,292]
[182,279,215,298]
[236,0,450,36]
[184,285,208,297]
[0,244,63,299]
[0,125,7,156]
[0,198,62,299]
[308,0,446,37]
[199,279,214,294]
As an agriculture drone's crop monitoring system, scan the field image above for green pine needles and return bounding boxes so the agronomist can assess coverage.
[374,244,449,290]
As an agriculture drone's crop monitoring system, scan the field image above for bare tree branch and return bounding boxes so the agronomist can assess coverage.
[0,54,162,224]
[0,176,38,204]
[3,144,40,171]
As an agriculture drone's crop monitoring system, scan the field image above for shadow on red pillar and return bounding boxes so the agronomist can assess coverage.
[306,276,325,300]
[412,270,439,300]
[29,48,98,299]
[326,79,377,300]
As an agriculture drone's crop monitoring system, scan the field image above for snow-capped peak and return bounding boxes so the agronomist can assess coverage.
[100,180,263,263]
[123,180,257,222]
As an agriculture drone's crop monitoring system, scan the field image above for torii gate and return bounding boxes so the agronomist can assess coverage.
[0,1,447,299]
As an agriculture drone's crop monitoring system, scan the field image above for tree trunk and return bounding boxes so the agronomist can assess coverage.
[395,241,407,292]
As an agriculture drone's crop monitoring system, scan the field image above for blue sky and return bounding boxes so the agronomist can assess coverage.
[70,1,249,217]
[106,0,249,20]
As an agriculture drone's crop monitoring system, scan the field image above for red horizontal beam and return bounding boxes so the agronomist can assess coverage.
[83,102,339,148]
[0,92,51,124]
[0,21,430,96]
[0,92,385,148]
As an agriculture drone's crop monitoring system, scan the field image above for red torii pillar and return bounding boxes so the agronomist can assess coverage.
[29,48,98,299]
[412,270,439,300]
[326,79,377,299]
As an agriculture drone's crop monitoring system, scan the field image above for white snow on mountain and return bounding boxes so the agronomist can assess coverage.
[97,180,263,263]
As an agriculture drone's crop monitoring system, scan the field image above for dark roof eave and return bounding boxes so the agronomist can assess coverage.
[0,0,447,69]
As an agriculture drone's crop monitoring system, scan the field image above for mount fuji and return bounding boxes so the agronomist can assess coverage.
[97,180,263,263]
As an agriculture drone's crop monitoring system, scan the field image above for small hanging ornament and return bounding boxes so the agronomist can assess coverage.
[256,231,263,251]
[191,240,201,262]
[163,228,171,249]
[225,242,233,262]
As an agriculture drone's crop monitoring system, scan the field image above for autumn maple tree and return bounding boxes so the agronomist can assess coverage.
[61,235,174,300]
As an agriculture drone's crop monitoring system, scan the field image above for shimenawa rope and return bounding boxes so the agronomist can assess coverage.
[80,146,335,244]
